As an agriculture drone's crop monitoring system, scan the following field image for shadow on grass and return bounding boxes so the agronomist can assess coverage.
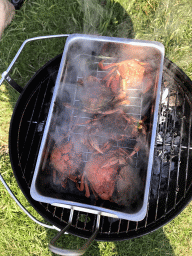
[45,226,175,256]
[114,228,175,256]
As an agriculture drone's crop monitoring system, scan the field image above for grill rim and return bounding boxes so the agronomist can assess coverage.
[8,54,192,241]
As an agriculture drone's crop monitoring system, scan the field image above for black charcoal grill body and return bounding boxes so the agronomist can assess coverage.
[7,54,192,240]
[0,35,191,254]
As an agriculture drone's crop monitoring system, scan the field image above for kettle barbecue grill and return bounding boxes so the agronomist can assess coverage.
[0,35,192,255]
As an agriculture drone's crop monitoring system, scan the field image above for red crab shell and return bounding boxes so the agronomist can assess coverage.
[99,59,153,95]
[78,148,134,201]
[50,141,82,188]
[78,151,120,201]
[84,112,141,154]
[77,75,113,113]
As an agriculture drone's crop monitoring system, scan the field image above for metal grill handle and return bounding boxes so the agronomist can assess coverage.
[49,209,101,256]
[0,34,69,88]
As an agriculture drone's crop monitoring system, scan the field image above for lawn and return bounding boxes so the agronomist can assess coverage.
[0,0,192,255]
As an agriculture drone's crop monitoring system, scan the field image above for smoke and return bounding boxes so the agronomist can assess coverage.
[76,0,107,34]
[76,0,134,38]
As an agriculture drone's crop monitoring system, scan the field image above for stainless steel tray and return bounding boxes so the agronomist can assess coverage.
[30,34,164,221]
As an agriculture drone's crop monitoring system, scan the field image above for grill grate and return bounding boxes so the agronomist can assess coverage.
[9,55,192,241]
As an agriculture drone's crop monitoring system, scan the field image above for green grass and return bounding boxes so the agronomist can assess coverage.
[0,0,192,255]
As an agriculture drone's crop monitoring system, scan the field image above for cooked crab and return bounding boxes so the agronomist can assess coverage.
[50,141,83,188]
[78,147,137,201]
[77,75,114,113]
[83,111,143,154]
[99,59,153,95]
[78,149,124,200]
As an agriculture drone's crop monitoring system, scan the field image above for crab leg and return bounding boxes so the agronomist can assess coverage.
[103,69,119,88]
[98,60,117,70]
[77,173,91,198]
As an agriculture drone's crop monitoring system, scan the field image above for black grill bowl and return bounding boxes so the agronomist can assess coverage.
[9,54,192,241]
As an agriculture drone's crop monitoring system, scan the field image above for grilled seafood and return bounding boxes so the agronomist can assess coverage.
[99,59,153,95]
[49,57,151,205]
[78,149,123,200]
[78,147,143,204]
[84,112,145,154]
[77,75,114,113]
[50,141,82,188]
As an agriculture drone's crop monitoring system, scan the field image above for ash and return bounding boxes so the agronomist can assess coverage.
[150,85,182,200]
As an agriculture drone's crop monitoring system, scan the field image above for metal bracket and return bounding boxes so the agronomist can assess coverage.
[5,74,23,93]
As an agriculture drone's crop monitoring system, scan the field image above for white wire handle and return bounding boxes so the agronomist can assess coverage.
[0,34,69,86]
